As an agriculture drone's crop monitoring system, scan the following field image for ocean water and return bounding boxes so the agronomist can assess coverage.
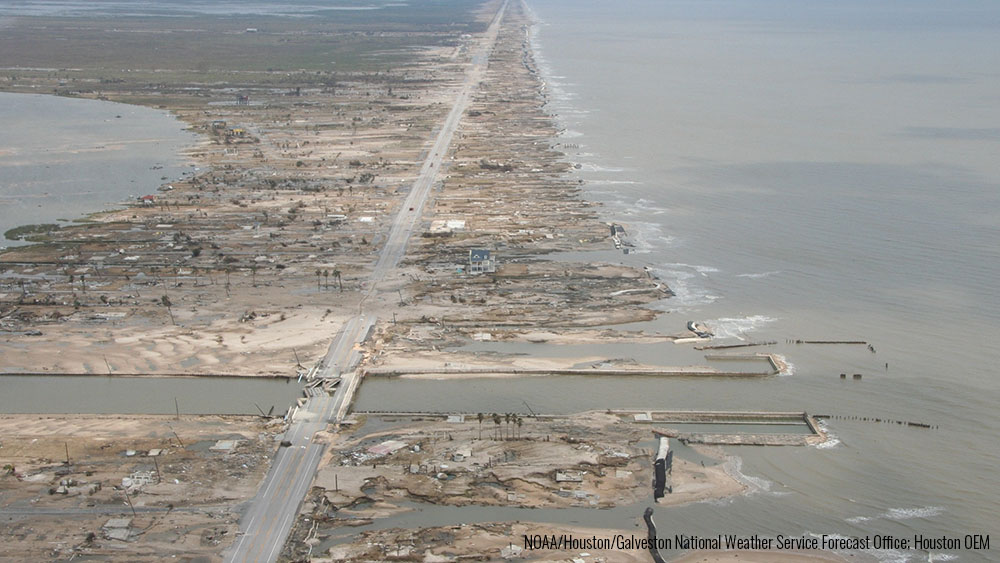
[0,92,197,247]
[359,0,1000,560]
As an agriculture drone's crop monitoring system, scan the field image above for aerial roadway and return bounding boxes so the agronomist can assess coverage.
[224,2,509,561]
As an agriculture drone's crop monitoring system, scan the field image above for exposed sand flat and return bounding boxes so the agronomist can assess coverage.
[0,0,664,379]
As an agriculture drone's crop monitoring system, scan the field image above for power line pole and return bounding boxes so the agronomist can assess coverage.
[123,487,137,518]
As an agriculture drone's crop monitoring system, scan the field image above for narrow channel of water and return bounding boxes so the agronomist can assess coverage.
[0,375,303,415]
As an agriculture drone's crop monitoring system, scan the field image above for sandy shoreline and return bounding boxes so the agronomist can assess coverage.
[0,1,828,561]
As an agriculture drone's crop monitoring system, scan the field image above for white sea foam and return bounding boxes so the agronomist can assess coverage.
[846,505,945,525]
[626,221,676,253]
[634,197,669,214]
[657,262,718,275]
[884,506,945,520]
[723,455,773,494]
[704,315,776,340]
[814,419,841,449]
[650,264,721,308]
[773,354,794,376]
[816,436,840,449]
[735,270,782,279]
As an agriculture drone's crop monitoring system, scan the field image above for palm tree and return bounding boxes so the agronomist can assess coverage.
[79,273,85,292]
[477,413,484,440]
[504,413,511,441]
[492,413,501,441]
[516,416,523,439]
[333,268,343,292]
[323,269,329,290]
[316,269,322,290]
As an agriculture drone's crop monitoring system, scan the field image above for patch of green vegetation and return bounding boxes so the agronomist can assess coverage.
[4,223,61,241]
[0,0,487,77]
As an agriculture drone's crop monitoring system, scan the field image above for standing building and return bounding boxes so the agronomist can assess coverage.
[468,249,496,274]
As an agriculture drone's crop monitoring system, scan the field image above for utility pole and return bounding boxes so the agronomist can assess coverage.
[123,487,137,518]
[522,400,536,416]
[169,426,184,448]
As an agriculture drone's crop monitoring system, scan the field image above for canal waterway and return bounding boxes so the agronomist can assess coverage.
[0,374,303,416]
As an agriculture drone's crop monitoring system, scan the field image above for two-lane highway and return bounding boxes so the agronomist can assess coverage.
[227,396,330,562]
[225,2,509,561]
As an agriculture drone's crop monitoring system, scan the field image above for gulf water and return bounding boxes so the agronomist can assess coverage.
[357,1,1000,560]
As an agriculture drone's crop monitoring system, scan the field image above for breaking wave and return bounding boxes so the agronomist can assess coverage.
[735,270,782,279]
[627,221,676,254]
[814,419,840,449]
[885,506,945,520]
[846,505,945,525]
[723,454,773,494]
[705,315,777,340]
[772,354,794,376]
[649,263,721,308]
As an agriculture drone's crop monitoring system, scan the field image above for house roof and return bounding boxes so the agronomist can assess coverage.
[469,249,491,261]
[367,440,407,456]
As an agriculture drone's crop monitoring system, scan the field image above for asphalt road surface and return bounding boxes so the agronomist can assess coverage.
[224,3,508,561]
